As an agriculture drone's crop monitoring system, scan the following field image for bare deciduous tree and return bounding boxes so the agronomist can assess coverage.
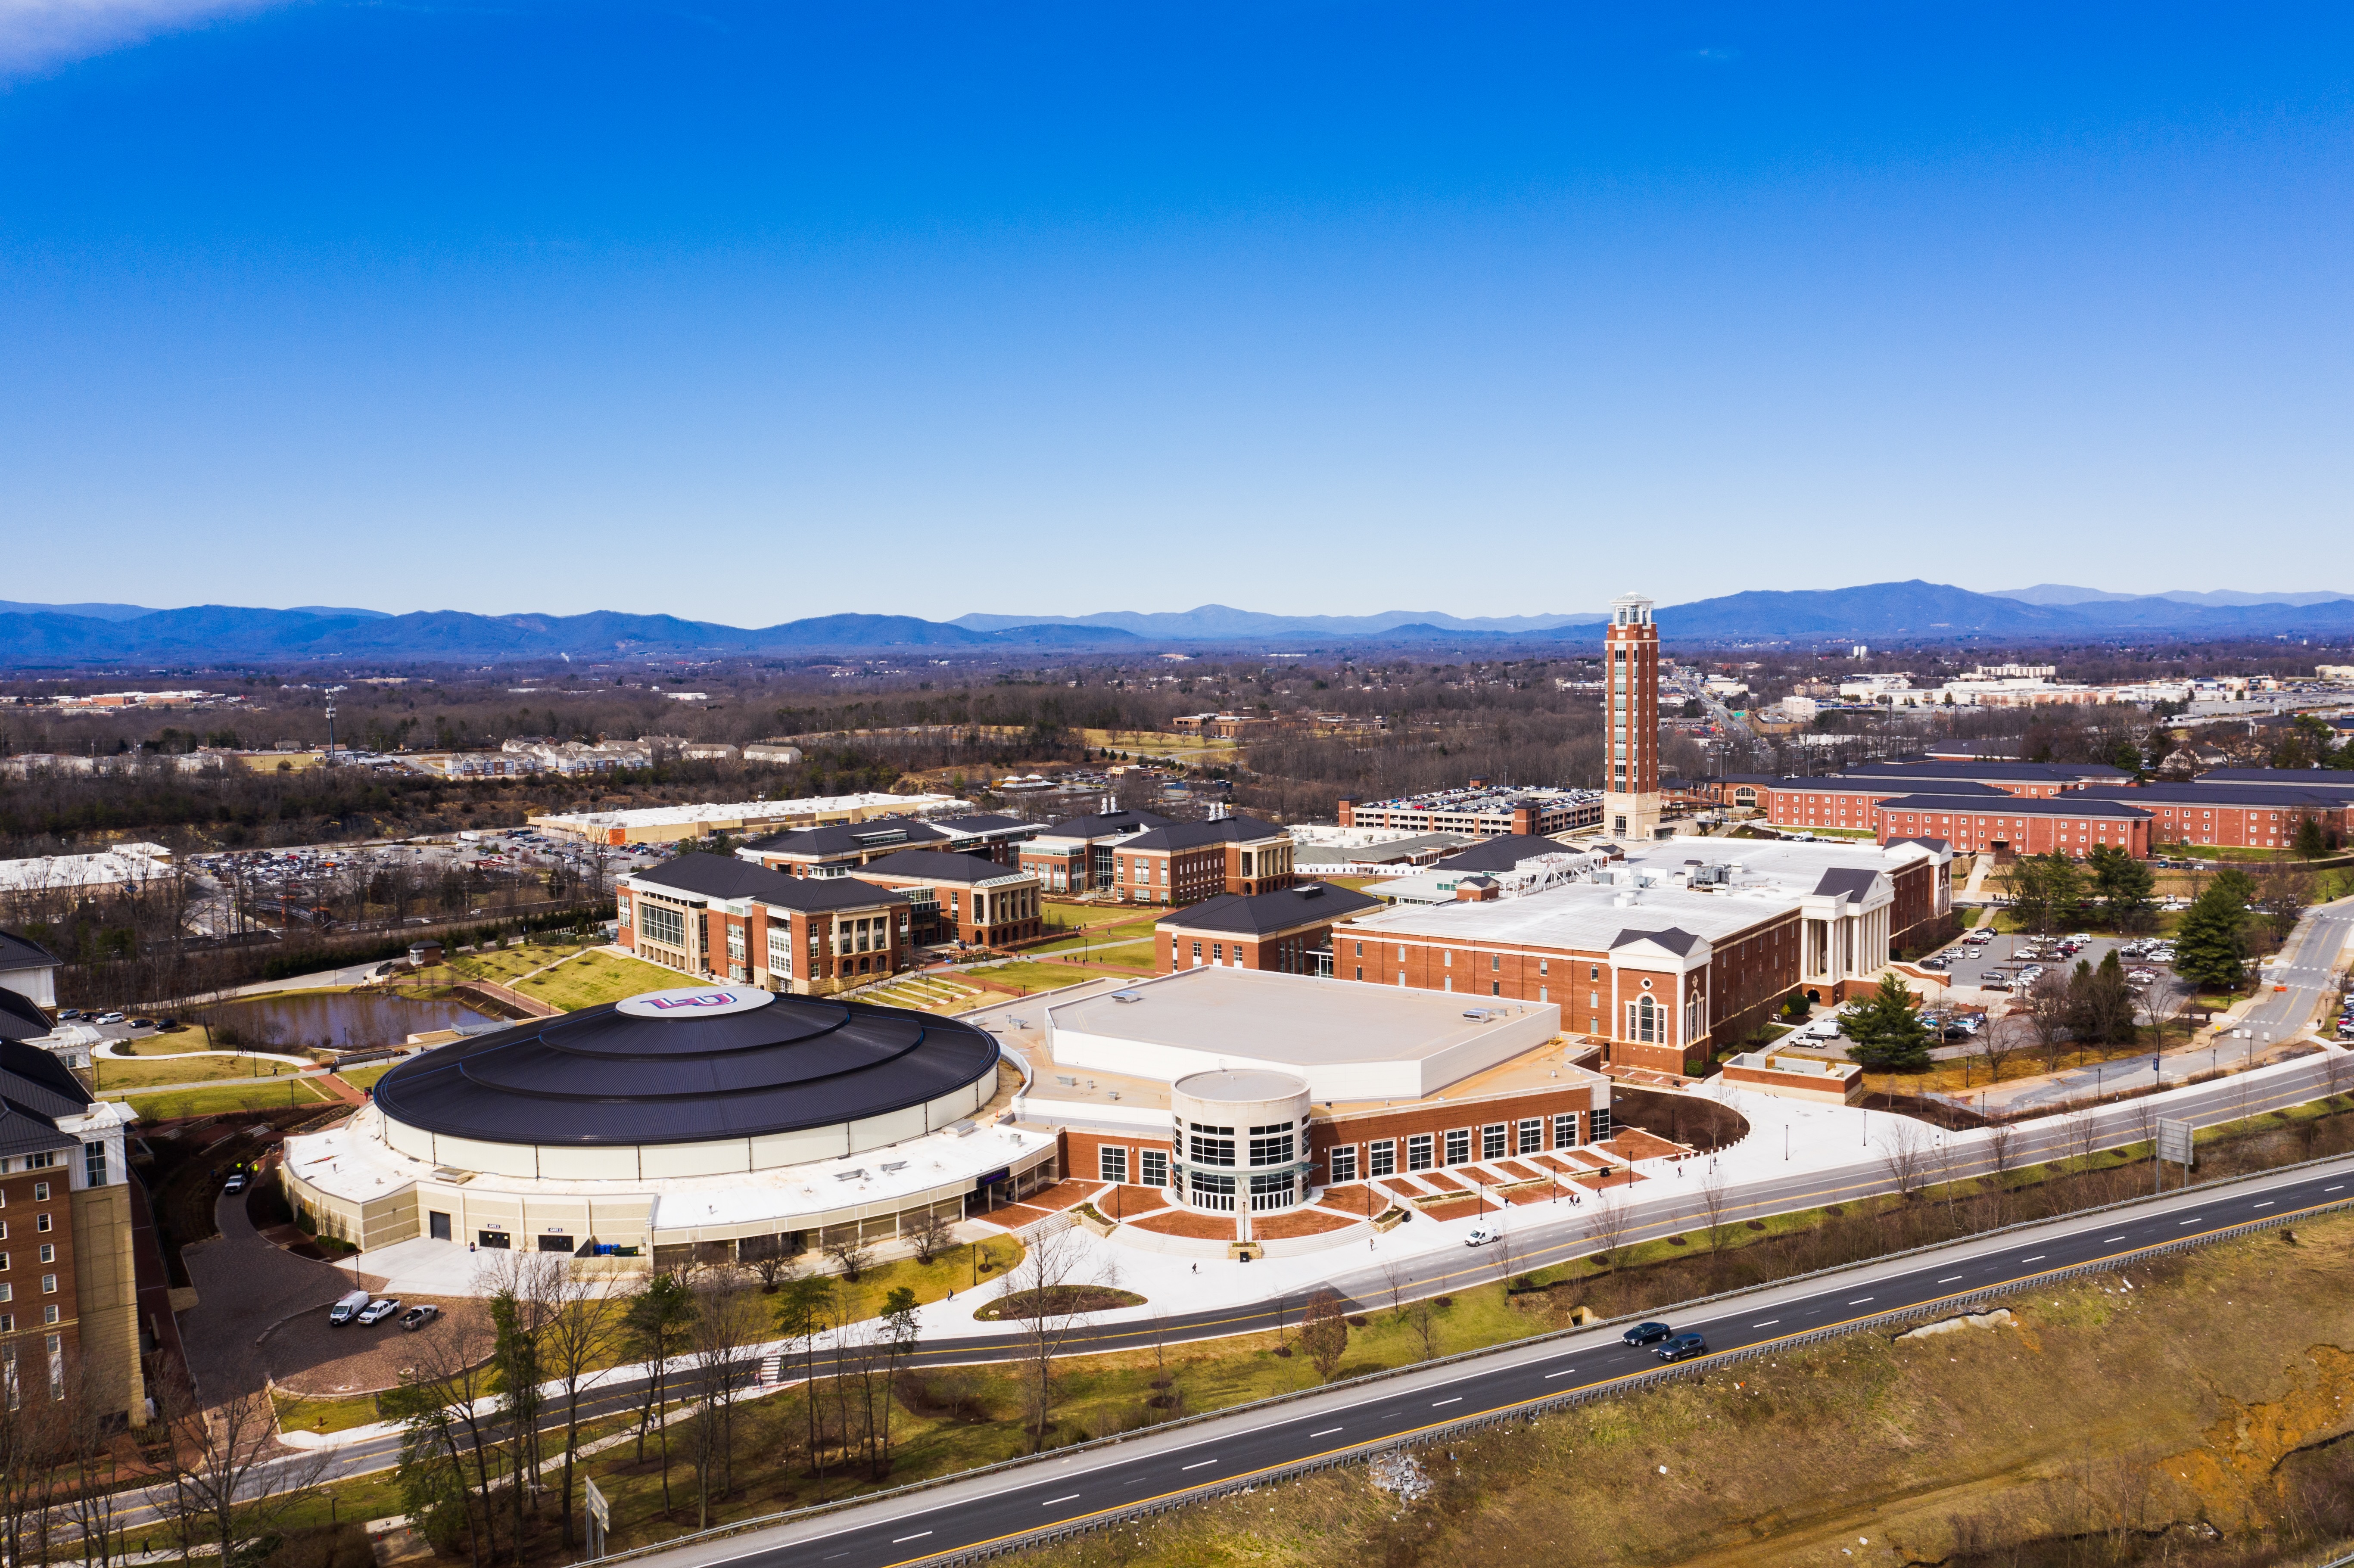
[160,1383,336,1568]
[1003,1223,1101,1453]
[1404,1298,1441,1362]
[824,1229,877,1283]
[1876,1120,1931,1198]
[533,1266,624,1551]
[1581,1185,1635,1264]
[1697,1165,1735,1255]
[687,1267,765,1528]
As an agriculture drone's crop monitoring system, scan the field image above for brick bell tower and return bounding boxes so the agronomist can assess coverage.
[1602,592,1662,841]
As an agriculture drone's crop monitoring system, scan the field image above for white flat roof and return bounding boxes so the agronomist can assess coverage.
[1045,968,1561,1101]
[1345,835,1926,951]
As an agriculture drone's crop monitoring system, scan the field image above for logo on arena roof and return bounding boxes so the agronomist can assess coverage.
[616,985,774,1019]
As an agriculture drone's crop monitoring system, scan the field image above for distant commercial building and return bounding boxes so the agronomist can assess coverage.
[0,843,175,907]
[1153,883,1384,976]
[1335,785,1601,839]
[617,854,914,993]
[534,791,966,846]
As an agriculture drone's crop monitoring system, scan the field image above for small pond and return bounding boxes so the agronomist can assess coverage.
[210,992,497,1053]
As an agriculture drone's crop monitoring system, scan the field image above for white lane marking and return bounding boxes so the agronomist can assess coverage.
[1182,1460,1217,1471]
[1848,1297,1874,1305]
[2330,1186,2346,1193]
[1936,1276,1962,1284]
[892,1533,933,1544]
[2253,1201,2273,1209]
[2102,1235,2126,1242]
[1310,1427,1344,1437]
[2178,1217,2201,1226]
[1432,1397,1462,1407]
[2022,1255,2045,1263]
[1043,1495,1081,1507]
[1752,1319,1779,1327]
[1545,1367,1580,1379]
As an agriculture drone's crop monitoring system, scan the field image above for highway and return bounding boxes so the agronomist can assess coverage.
[634,1152,2354,1568]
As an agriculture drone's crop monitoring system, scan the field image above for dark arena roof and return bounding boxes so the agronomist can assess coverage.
[373,986,1000,1148]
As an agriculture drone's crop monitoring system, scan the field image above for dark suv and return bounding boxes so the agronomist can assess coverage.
[1622,1321,1674,1347]
[1656,1333,1708,1363]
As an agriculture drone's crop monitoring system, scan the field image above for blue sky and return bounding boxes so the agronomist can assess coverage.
[3,2,2350,623]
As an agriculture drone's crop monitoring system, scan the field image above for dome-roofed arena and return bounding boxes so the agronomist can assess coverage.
[372,984,1001,1168]
[280,986,1053,1269]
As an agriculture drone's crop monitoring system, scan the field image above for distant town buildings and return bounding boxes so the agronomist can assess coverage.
[533,791,968,846]
[1336,784,1602,839]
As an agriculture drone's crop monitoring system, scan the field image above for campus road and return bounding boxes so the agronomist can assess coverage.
[628,1154,2354,1568]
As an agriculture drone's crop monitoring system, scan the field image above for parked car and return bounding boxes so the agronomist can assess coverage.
[401,1304,442,1332]
[1464,1224,1500,1248]
[1919,957,1950,971]
[222,1174,246,1194]
[128,1017,157,1030]
[1656,1332,1709,1363]
[1623,1321,1675,1346]
[95,1011,126,1025]
[356,1298,402,1326]
[56,1009,81,1020]
[328,1289,373,1325]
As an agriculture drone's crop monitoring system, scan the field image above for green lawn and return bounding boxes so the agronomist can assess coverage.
[955,960,1116,996]
[510,949,682,1011]
[1030,917,1158,955]
[273,1389,384,1435]
[117,1077,335,1119]
[93,1053,310,1092]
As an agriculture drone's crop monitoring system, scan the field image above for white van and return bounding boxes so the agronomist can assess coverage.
[329,1289,373,1325]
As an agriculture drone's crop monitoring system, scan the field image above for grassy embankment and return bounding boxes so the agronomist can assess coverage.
[1017,1212,2354,1568]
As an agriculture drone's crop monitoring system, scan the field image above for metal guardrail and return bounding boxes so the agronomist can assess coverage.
[577,1146,2354,1568]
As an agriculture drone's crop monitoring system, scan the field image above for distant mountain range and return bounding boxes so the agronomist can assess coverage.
[2,582,2351,666]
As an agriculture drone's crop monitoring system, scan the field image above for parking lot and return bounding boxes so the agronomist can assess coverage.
[1917,928,2189,1021]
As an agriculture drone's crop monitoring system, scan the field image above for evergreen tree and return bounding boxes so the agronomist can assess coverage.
[2173,881,2248,995]
[2296,815,2328,861]
[2086,843,2156,931]
[1844,973,1934,1071]
[1999,852,2081,937]
[2066,951,2138,1045]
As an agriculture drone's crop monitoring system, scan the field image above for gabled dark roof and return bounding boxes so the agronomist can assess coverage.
[0,1100,73,1161]
[0,931,59,974]
[1120,815,1289,852]
[631,853,803,903]
[758,876,912,913]
[1771,776,2009,796]
[1034,809,1175,841]
[742,819,950,858]
[1812,867,1882,902]
[0,1039,91,1120]
[853,849,1030,886]
[1155,883,1385,936]
[1842,761,2131,783]
[1435,835,1578,873]
[2071,782,2354,808]
[2195,766,2354,788]
[933,814,1039,835]
[1611,927,1703,955]
[1886,836,1952,854]
[0,990,51,1044]
[1876,792,2152,819]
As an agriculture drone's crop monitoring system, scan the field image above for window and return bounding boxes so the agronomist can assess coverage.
[1187,1128,1236,1167]
[1406,1133,1434,1171]
[30,1187,45,1206]
[727,926,746,961]
[40,1307,56,1327]
[1211,943,1224,962]
[34,1247,51,1266]
[1189,1170,1236,1210]
[1445,1128,1470,1165]
[32,1214,48,1232]
[1249,1172,1295,1212]
[1367,1140,1396,1178]
[1247,1126,1295,1167]
[1517,1119,1543,1155]
[38,1276,54,1295]
[767,927,794,980]
[1590,1108,1613,1142]
[1329,1145,1357,1184]
[82,1142,106,1188]
[1539,958,1548,975]
[24,1155,51,1171]
[639,903,686,950]
[1192,941,1202,959]
[1140,1149,1169,1187]
[1482,1124,1507,1160]
[1099,1146,1129,1184]
[1553,1112,1579,1148]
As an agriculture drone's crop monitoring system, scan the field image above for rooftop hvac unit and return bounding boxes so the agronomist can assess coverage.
[1111,990,1144,1003]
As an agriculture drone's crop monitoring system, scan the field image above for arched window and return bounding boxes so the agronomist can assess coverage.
[1635,994,1657,1042]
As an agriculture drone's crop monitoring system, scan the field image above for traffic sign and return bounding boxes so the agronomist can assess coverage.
[585,1477,610,1560]
[2157,1118,2195,1168]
